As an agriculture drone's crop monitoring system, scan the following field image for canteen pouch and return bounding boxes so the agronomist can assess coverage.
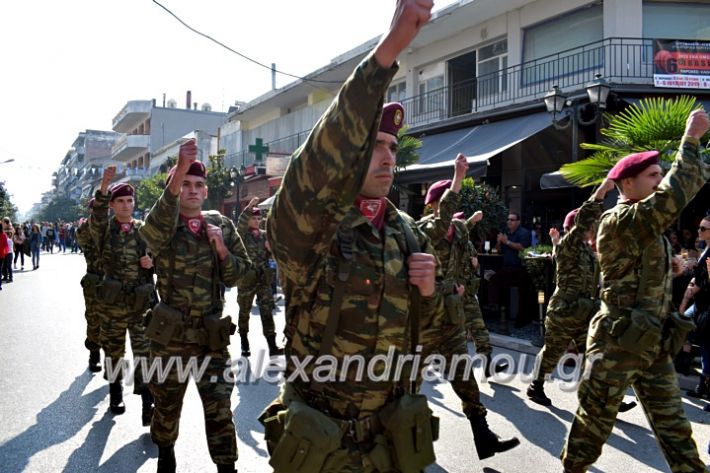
[80,272,101,298]
[573,297,596,320]
[203,314,236,351]
[268,399,343,473]
[615,309,662,355]
[133,283,154,312]
[365,435,395,473]
[145,302,183,345]
[98,277,123,304]
[378,394,437,473]
[444,293,465,326]
[662,311,695,356]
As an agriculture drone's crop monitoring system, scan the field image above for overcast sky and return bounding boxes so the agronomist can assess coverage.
[0,0,458,216]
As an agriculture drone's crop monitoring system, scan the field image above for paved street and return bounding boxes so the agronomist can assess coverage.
[0,251,709,472]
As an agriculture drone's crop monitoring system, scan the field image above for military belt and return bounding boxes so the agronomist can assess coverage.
[600,291,635,308]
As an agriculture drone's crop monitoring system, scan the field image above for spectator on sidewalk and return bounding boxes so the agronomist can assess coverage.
[12,224,25,270]
[2,218,13,283]
[29,224,41,270]
[0,225,8,290]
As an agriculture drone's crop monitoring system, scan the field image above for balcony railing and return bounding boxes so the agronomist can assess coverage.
[401,37,656,128]
[225,130,311,169]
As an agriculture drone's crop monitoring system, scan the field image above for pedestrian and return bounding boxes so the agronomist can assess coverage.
[45,224,55,253]
[2,218,13,283]
[561,110,710,472]
[235,197,283,357]
[259,4,519,470]
[90,171,155,424]
[13,224,26,270]
[29,224,41,269]
[58,223,66,253]
[139,147,251,473]
[527,179,614,406]
[75,199,103,373]
[0,225,8,291]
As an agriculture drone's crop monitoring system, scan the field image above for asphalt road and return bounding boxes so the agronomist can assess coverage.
[0,251,708,472]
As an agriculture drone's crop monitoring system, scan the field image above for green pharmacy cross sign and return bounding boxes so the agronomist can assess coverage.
[248,138,269,163]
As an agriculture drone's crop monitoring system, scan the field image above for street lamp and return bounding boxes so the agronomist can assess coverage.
[543,75,612,161]
[229,165,245,219]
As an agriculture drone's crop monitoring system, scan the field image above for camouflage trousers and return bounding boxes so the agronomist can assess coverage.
[423,322,487,418]
[465,294,492,356]
[83,294,101,351]
[561,313,706,473]
[535,308,590,382]
[237,282,276,337]
[149,341,237,465]
[97,301,150,394]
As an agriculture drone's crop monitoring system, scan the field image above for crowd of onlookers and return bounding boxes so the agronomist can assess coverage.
[0,217,83,290]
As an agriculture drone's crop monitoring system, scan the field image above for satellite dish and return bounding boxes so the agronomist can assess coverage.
[201,103,212,111]
[167,99,177,108]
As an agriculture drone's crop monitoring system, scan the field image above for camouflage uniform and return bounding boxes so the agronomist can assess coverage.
[561,137,709,472]
[535,197,602,382]
[139,189,251,466]
[262,53,505,473]
[463,239,492,355]
[236,206,276,337]
[90,191,153,394]
[76,219,102,353]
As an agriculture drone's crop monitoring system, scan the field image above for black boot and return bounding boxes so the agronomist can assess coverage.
[618,400,637,413]
[109,382,125,415]
[482,354,509,378]
[266,335,283,356]
[157,445,176,473]
[240,334,251,357]
[526,380,552,406]
[216,463,236,473]
[687,375,708,399]
[469,415,520,460]
[141,390,155,426]
[88,350,102,373]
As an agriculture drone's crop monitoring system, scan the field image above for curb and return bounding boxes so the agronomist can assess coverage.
[488,332,701,392]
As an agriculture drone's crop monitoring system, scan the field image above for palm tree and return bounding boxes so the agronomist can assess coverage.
[559,96,710,187]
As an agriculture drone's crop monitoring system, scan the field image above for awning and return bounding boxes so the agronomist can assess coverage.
[396,112,552,184]
[540,171,574,189]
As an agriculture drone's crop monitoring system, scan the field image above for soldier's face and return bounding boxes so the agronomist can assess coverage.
[249,215,260,229]
[623,164,663,200]
[361,132,398,198]
[179,175,208,213]
[109,196,134,222]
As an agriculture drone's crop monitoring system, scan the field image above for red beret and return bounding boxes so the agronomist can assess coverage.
[379,102,405,137]
[166,161,208,185]
[87,198,95,209]
[453,211,465,220]
[251,207,261,217]
[563,209,578,231]
[109,183,134,201]
[425,179,452,205]
[607,151,660,181]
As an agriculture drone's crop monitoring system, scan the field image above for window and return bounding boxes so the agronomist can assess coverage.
[644,2,710,40]
[387,82,407,103]
[417,76,445,117]
[478,39,508,98]
[523,3,603,84]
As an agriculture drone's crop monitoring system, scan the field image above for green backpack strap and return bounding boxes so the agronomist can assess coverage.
[397,212,422,393]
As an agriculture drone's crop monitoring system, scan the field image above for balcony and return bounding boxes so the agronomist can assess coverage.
[112,100,152,133]
[401,37,660,130]
[111,134,150,162]
[116,167,150,184]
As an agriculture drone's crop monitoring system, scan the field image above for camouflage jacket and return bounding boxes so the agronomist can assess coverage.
[269,52,450,419]
[89,191,151,287]
[550,197,602,303]
[598,137,709,320]
[237,206,270,270]
[76,219,102,275]
[139,189,251,316]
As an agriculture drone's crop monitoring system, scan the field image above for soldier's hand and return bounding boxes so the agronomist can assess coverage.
[471,211,483,223]
[207,224,229,261]
[139,255,153,269]
[407,252,436,297]
[177,139,198,171]
[471,256,479,270]
[100,165,116,194]
[455,284,465,297]
[685,109,710,139]
[549,227,560,246]
[454,153,468,178]
[248,197,260,208]
[374,0,433,68]
[593,177,616,200]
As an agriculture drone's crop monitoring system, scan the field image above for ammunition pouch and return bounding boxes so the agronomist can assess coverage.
[203,313,236,351]
[444,293,465,326]
[572,297,596,321]
[613,309,662,355]
[378,394,438,473]
[133,283,154,312]
[144,302,183,345]
[80,272,101,298]
[266,399,344,473]
[662,311,695,357]
[98,277,123,304]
